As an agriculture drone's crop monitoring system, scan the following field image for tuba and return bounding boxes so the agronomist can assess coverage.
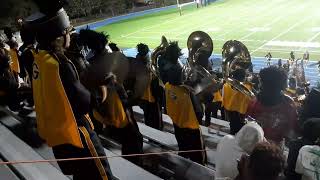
[150,36,169,85]
[222,40,255,98]
[151,36,169,68]
[183,31,221,95]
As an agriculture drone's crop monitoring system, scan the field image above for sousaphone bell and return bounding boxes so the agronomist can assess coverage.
[183,31,221,96]
[222,40,255,98]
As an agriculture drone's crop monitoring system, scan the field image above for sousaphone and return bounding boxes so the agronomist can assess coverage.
[183,31,221,96]
[222,40,255,98]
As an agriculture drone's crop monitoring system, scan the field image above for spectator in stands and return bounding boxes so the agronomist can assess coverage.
[285,118,320,180]
[165,61,206,165]
[235,142,285,180]
[247,66,298,145]
[216,122,264,179]
[295,139,320,180]
[299,88,320,124]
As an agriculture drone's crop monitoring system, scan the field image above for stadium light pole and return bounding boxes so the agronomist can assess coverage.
[177,0,182,16]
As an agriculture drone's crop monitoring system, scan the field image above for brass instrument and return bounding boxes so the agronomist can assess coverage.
[183,31,221,95]
[150,36,170,87]
[187,31,213,65]
[221,40,255,98]
[151,36,169,67]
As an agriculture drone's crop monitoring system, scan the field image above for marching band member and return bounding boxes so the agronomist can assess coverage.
[29,4,113,179]
[0,43,19,108]
[205,89,224,126]
[222,68,252,135]
[4,27,20,79]
[165,59,206,165]
[265,52,272,66]
[78,30,144,165]
[137,43,163,130]
[247,66,298,145]
[285,77,297,98]
[93,75,143,165]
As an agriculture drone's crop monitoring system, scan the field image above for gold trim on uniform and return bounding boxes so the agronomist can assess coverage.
[9,49,20,73]
[165,83,199,129]
[79,127,108,180]
[32,50,83,148]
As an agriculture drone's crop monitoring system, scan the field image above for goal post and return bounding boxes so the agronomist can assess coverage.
[176,0,197,16]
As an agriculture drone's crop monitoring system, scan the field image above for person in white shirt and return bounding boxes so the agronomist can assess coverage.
[295,145,320,180]
[215,122,265,179]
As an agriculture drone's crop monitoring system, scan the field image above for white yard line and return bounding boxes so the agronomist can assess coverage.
[120,2,227,38]
[239,15,284,40]
[307,31,320,42]
[250,15,312,54]
[215,0,297,39]
[238,0,297,41]
[297,30,320,52]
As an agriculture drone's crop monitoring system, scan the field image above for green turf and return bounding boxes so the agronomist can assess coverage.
[97,0,320,60]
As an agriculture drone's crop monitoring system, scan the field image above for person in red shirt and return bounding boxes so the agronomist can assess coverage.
[246,66,298,145]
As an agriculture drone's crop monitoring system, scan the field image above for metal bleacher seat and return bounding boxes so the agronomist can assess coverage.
[137,121,217,167]
[0,123,69,180]
[103,149,163,180]
[0,107,163,180]
[132,106,226,148]
[137,122,178,150]
[0,159,19,180]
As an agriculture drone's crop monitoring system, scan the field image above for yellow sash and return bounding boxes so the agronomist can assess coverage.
[93,88,129,128]
[9,49,20,73]
[212,90,223,102]
[222,83,251,114]
[165,83,199,129]
[141,75,155,103]
[285,88,297,97]
[32,50,83,148]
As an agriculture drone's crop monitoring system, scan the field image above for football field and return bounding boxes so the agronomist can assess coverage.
[97,0,320,60]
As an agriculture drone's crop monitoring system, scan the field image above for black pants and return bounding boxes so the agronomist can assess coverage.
[52,124,113,180]
[205,101,224,126]
[140,100,163,130]
[173,125,206,165]
[105,123,143,165]
[225,110,245,135]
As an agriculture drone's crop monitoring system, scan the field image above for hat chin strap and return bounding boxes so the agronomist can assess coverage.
[63,34,67,49]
